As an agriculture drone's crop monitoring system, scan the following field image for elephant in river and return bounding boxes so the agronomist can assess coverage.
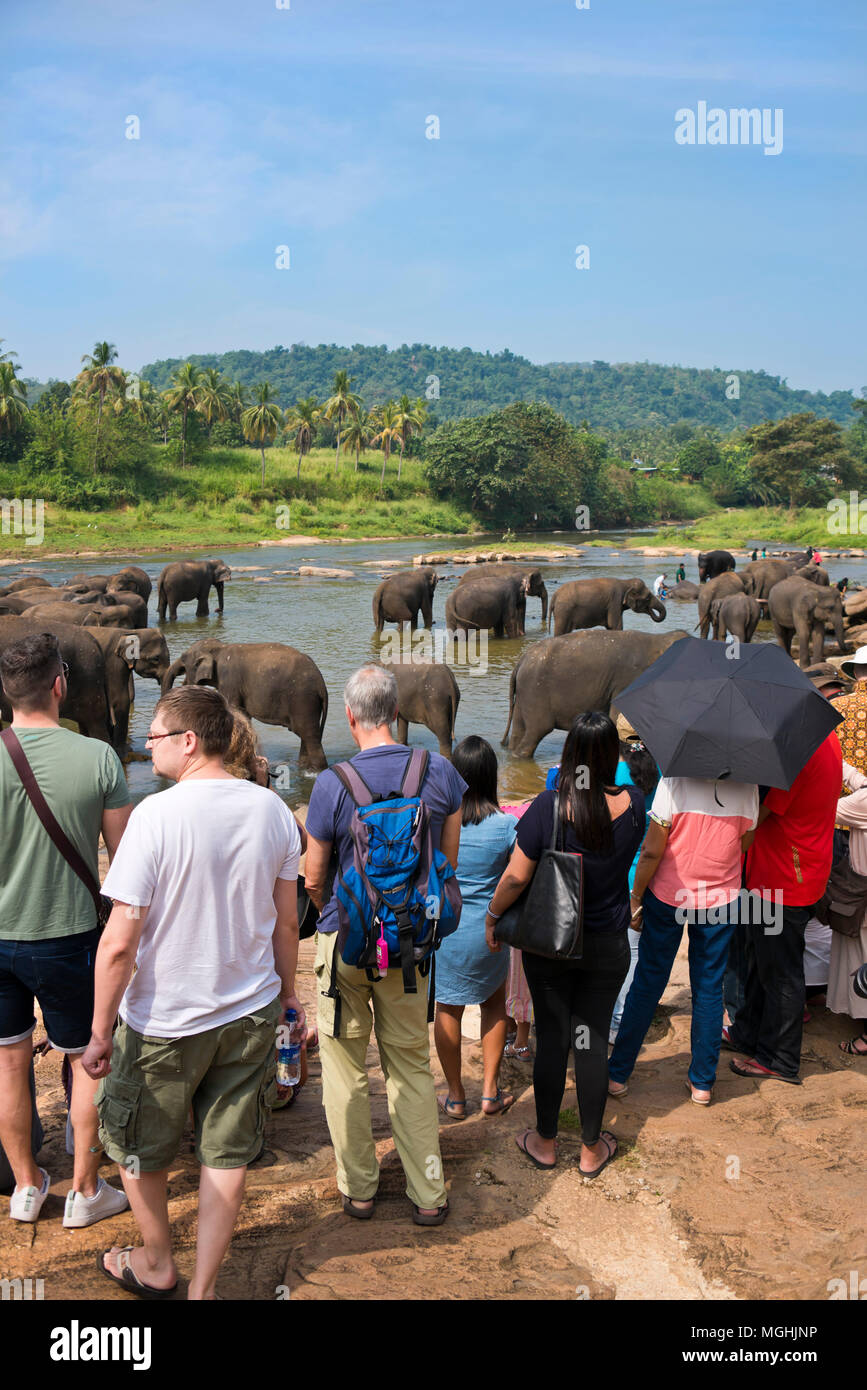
[767,577,848,668]
[372,567,438,634]
[791,563,830,587]
[696,572,744,639]
[698,550,736,582]
[107,566,152,603]
[65,574,111,592]
[0,590,65,614]
[445,572,530,639]
[0,576,52,597]
[386,661,460,759]
[76,591,148,628]
[548,577,666,636]
[667,580,700,600]
[4,601,103,627]
[157,559,231,621]
[709,593,762,644]
[87,627,170,748]
[456,564,548,632]
[162,638,328,770]
[0,617,113,741]
[739,559,794,601]
[502,628,690,760]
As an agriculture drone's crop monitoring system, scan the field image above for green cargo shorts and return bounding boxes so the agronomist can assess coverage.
[97,997,281,1172]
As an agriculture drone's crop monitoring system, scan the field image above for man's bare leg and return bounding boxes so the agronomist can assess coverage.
[103,1167,177,1291]
[0,1038,41,1190]
[67,1053,102,1197]
[187,1165,247,1301]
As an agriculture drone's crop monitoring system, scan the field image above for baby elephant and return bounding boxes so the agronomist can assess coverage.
[710,593,762,643]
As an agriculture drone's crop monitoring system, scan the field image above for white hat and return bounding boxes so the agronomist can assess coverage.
[841,646,867,679]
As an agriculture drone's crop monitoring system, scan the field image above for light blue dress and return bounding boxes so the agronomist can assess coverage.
[435,811,518,1005]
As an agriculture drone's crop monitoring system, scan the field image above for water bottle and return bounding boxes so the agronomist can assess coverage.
[375,919,388,977]
[276,1007,302,1087]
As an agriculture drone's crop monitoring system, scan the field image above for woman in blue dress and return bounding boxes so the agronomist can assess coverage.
[435,737,518,1118]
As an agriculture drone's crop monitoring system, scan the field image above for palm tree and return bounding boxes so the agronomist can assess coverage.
[341,408,374,472]
[198,368,231,439]
[228,380,249,422]
[164,362,204,468]
[370,400,401,488]
[0,340,20,365]
[323,369,362,474]
[393,393,425,480]
[283,396,321,481]
[0,361,29,436]
[76,341,125,472]
[154,393,171,446]
[241,382,283,486]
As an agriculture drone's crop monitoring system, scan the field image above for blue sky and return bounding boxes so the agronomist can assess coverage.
[2,0,865,394]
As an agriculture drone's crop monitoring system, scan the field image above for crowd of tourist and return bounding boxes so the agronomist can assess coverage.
[0,634,864,1299]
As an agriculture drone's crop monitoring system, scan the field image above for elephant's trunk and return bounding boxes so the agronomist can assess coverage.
[539,582,548,624]
[649,598,667,622]
[215,581,224,612]
[161,658,184,694]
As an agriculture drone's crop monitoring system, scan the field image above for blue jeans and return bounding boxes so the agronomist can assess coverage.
[608,889,735,1091]
[609,927,641,1040]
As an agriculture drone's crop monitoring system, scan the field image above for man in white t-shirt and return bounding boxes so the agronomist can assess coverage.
[81,686,302,1301]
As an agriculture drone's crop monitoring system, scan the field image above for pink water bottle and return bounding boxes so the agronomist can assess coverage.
[376,920,388,976]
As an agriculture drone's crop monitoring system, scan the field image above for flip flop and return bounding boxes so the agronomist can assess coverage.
[729,1058,802,1086]
[607,1080,628,1098]
[515,1130,556,1170]
[481,1087,515,1116]
[578,1131,618,1179]
[438,1094,468,1120]
[97,1247,178,1300]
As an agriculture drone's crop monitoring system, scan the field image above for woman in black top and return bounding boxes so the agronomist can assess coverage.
[486,712,644,1177]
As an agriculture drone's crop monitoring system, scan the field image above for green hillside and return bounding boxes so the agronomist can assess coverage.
[138,344,857,432]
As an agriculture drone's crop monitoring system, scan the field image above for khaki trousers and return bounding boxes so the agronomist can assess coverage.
[314,931,446,1209]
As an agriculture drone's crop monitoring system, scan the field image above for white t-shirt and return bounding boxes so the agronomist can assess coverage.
[102,779,301,1037]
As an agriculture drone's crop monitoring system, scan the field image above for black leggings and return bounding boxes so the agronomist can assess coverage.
[522,930,630,1144]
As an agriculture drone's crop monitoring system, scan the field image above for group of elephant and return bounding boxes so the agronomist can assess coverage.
[0,559,330,769]
[690,548,848,668]
[0,545,855,777]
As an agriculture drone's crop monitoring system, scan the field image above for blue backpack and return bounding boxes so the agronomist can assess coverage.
[325,748,462,1033]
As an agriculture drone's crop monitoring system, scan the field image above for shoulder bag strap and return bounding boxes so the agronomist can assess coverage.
[0,727,102,913]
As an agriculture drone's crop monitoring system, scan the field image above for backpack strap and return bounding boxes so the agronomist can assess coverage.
[322,938,343,1038]
[331,760,376,808]
[400,747,429,799]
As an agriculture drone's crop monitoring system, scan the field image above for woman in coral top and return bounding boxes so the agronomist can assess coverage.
[608,774,758,1104]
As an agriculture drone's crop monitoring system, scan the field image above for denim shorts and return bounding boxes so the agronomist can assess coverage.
[0,928,101,1052]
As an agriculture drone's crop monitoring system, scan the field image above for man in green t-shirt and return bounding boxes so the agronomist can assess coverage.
[0,633,132,1226]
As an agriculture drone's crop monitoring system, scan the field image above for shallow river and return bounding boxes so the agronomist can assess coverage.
[14,534,860,809]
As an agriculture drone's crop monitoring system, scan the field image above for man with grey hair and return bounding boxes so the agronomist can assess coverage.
[305,664,466,1225]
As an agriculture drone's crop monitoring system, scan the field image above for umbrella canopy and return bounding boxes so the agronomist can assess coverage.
[615,636,842,789]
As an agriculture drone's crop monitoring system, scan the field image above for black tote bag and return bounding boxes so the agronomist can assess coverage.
[494,802,584,960]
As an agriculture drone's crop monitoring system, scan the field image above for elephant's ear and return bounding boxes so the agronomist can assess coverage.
[193,654,217,683]
[624,580,642,603]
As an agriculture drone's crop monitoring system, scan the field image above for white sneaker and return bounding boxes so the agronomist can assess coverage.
[63,1178,130,1229]
[9,1168,50,1222]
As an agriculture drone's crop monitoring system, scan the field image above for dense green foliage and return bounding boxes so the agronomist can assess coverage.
[133,344,857,431]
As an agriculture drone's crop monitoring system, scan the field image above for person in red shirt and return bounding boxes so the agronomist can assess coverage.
[728,731,842,1083]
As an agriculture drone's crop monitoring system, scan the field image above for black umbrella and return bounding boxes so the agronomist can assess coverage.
[615,636,842,789]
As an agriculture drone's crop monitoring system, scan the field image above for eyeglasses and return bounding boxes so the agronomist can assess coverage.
[60,663,69,679]
[145,730,188,744]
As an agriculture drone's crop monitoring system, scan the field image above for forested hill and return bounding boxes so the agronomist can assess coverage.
[139,344,857,431]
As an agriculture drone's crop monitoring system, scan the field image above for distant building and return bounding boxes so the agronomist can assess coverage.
[629,456,658,474]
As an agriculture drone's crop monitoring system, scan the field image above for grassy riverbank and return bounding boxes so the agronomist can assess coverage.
[638,505,865,549]
[0,446,479,559]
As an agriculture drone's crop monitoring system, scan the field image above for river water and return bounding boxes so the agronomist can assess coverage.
[15,534,860,808]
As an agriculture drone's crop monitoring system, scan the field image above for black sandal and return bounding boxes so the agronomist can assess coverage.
[341,1194,376,1219]
[840,1031,867,1056]
[411,1200,449,1226]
